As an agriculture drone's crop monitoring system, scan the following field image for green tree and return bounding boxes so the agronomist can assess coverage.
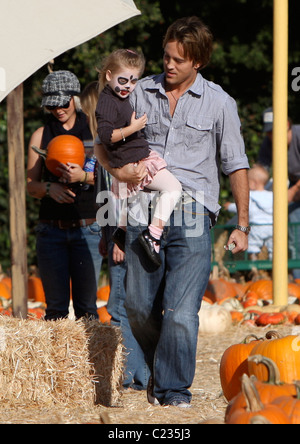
[1,0,300,270]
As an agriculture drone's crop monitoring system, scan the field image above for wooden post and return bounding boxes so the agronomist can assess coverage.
[6,84,28,318]
[272,0,289,306]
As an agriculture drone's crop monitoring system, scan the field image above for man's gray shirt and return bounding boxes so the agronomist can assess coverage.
[130,72,249,218]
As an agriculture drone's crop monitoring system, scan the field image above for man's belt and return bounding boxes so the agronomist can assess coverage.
[39,218,96,229]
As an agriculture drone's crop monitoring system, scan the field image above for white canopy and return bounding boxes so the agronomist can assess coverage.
[0,0,141,102]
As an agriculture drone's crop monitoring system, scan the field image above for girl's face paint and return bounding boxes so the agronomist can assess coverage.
[106,68,140,99]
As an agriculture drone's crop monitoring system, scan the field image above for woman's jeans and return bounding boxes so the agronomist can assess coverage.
[124,200,211,405]
[36,222,102,320]
[106,241,150,390]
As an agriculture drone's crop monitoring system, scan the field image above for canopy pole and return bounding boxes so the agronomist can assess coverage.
[272,0,289,305]
[7,84,28,318]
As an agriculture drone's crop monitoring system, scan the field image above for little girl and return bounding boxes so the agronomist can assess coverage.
[96,49,182,267]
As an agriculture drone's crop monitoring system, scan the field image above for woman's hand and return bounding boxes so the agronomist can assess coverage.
[56,162,85,184]
[48,182,76,204]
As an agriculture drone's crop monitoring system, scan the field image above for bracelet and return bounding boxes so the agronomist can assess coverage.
[120,128,125,142]
[45,182,51,196]
[80,171,88,183]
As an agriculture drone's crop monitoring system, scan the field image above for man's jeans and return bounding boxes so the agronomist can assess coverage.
[36,222,102,320]
[107,241,150,390]
[124,200,211,404]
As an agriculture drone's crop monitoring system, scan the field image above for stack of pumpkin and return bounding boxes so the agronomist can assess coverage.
[220,330,300,424]
[199,278,300,333]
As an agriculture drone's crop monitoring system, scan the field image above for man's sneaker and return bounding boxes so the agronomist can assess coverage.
[147,376,160,406]
[165,398,191,408]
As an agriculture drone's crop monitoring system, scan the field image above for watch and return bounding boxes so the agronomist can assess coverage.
[235,224,251,235]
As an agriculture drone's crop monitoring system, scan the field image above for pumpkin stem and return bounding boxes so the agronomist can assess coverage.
[241,374,264,412]
[248,354,282,385]
[31,145,47,159]
[265,330,282,340]
[250,415,272,425]
[243,334,260,344]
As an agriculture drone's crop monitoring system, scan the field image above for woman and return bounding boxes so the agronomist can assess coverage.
[27,70,102,320]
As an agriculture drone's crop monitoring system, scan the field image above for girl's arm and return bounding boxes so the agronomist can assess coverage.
[110,112,147,143]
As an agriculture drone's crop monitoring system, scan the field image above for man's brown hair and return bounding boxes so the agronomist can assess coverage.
[163,16,213,70]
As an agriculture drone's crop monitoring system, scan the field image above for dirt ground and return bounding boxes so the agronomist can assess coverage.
[0,323,297,425]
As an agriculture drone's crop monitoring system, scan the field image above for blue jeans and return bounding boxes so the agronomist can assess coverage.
[124,200,211,405]
[36,222,102,320]
[106,241,150,390]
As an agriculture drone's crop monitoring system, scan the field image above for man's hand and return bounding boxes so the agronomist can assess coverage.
[225,229,248,254]
[113,161,147,185]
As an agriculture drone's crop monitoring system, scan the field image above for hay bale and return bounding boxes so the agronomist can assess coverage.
[0,316,124,408]
[84,320,124,407]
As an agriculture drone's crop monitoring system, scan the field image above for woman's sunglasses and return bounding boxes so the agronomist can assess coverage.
[46,100,71,111]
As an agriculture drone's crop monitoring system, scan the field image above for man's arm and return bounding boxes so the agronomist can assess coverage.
[94,142,147,185]
[226,168,250,253]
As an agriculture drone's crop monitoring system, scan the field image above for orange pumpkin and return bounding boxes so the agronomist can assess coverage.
[288,282,300,301]
[246,280,273,300]
[0,281,11,300]
[1,276,12,291]
[27,307,45,320]
[227,374,290,424]
[242,291,259,308]
[255,312,286,327]
[248,334,300,384]
[272,382,300,424]
[46,135,85,177]
[220,334,262,401]
[97,306,111,324]
[225,348,297,423]
[204,278,237,303]
[97,285,110,302]
[28,276,45,303]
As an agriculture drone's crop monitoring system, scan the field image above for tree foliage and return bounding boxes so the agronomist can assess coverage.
[0,0,300,271]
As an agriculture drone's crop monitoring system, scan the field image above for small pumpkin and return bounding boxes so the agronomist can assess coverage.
[28,276,45,303]
[288,282,300,303]
[198,304,232,334]
[220,334,261,401]
[204,278,238,304]
[255,312,286,327]
[226,374,290,424]
[46,135,85,177]
[0,281,11,300]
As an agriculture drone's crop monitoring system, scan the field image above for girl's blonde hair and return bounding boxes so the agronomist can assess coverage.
[98,49,145,91]
[80,81,99,139]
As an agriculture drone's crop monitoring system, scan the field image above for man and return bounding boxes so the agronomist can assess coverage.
[95,16,249,407]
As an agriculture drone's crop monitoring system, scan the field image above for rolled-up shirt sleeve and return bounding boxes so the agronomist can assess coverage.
[217,97,249,176]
